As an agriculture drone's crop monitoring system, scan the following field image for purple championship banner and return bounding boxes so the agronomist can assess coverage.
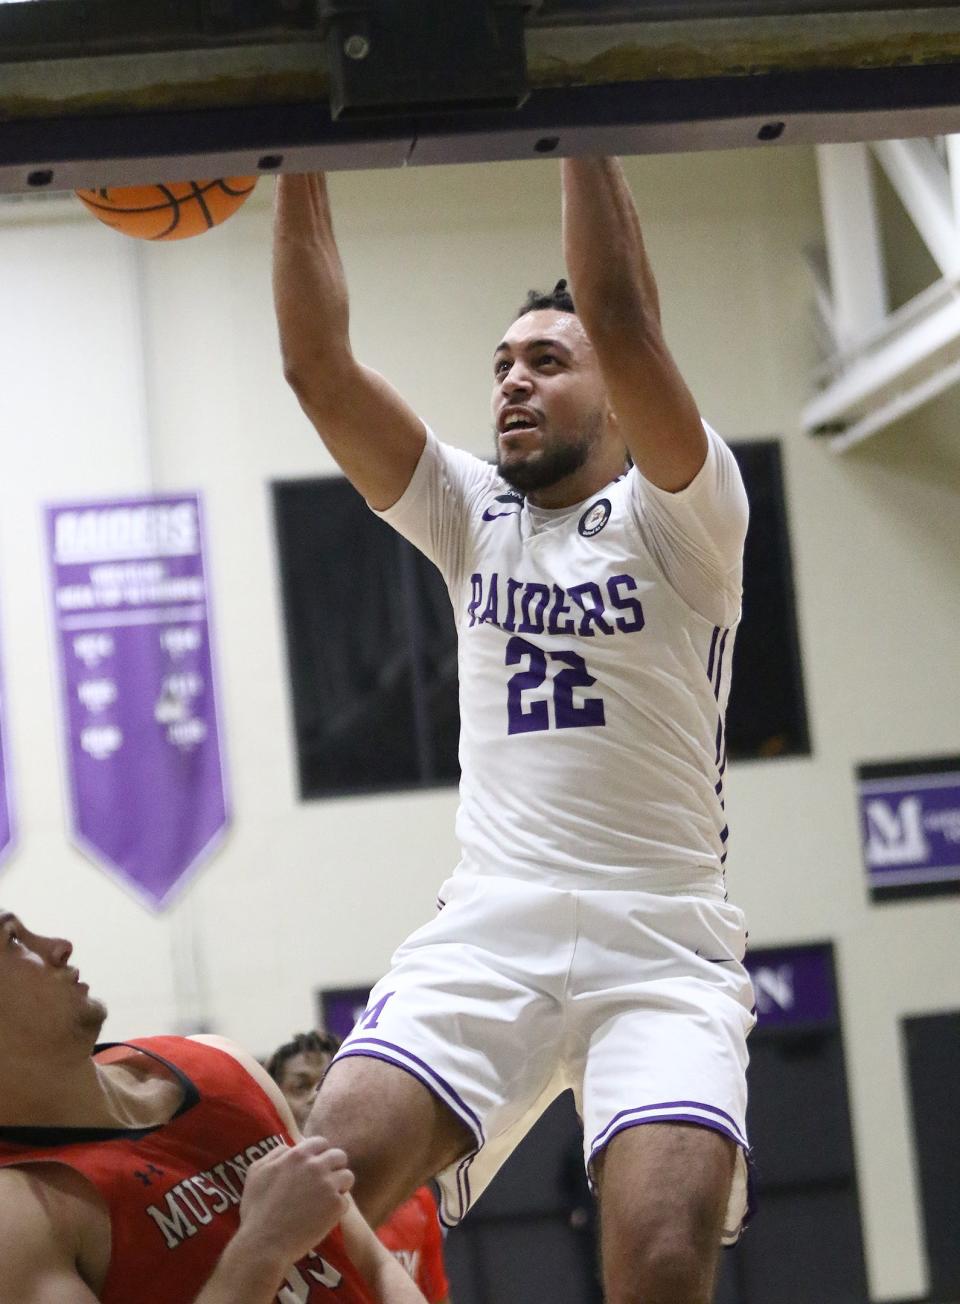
[857,757,960,902]
[47,494,228,908]
[744,943,837,1030]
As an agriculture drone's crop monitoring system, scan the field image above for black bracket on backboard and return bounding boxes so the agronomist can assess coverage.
[319,0,540,121]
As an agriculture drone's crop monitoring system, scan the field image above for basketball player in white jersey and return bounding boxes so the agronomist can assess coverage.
[273,159,754,1304]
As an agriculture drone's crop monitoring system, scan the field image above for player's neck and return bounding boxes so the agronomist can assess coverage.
[527,451,625,510]
[1,1056,180,1131]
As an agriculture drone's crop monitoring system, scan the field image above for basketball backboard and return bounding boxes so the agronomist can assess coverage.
[2,1,960,192]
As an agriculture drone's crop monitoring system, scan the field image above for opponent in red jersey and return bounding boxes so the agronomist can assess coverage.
[0,909,426,1304]
[375,1186,450,1304]
[268,1033,451,1304]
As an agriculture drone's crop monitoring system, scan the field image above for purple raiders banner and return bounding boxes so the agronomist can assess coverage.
[744,944,838,1030]
[857,757,960,902]
[47,494,228,908]
[317,985,373,1044]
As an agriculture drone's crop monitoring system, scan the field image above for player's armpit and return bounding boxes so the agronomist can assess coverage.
[340,1199,429,1304]
[0,1168,99,1304]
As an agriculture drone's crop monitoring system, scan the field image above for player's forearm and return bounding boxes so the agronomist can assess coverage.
[273,172,355,407]
[341,1204,428,1304]
[192,1227,289,1304]
[561,157,661,332]
[366,1251,429,1304]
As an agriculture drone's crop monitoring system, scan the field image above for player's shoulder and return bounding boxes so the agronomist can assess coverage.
[0,1164,106,1299]
[188,1035,300,1137]
[0,1161,101,1236]
[428,433,502,502]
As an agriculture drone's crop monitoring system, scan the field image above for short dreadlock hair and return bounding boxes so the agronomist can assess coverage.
[516,278,575,319]
[265,1029,341,1083]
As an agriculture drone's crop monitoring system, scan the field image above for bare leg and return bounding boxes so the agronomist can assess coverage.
[596,1122,736,1304]
[306,1055,474,1226]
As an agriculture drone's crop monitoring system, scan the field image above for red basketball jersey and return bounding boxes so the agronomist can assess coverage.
[0,1036,373,1304]
[377,1186,449,1303]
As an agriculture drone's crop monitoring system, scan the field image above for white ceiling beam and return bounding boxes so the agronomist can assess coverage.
[804,245,841,357]
[815,143,888,351]
[802,289,960,432]
[823,353,960,452]
[872,137,960,278]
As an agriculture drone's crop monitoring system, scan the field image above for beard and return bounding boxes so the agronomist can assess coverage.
[496,429,593,494]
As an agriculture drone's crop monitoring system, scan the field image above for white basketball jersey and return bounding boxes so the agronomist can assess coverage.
[375,423,748,894]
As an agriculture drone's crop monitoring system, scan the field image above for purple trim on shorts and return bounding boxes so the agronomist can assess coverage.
[591,1099,747,1153]
[591,1113,746,1167]
[743,1147,758,1228]
[437,1152,477,1229]
[713,629,729,699]
[706,626,720,680]
[335,1039,484,1142]
[588,1110,754,1236]
[333,1037,487,1228]
[333,1045,482,1228]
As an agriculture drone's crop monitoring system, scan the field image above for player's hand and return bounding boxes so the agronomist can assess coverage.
[237,1136,354,1267]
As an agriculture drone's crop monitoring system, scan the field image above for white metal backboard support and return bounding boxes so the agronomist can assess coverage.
[806,134,960,449]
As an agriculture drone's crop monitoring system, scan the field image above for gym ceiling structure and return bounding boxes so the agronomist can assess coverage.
[4,0,960,444]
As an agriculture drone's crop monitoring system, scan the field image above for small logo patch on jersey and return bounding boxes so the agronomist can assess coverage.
[482,492,524,522]
[134,1163,165,1187]
[578,498,611,537]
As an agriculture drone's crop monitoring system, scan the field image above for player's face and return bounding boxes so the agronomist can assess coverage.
[0,910,107,1051]
[492,309,612,495]
[276,1049,332,1130]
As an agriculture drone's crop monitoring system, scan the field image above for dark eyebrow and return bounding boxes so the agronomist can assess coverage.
[494,338,572,358]
[0,912,17,930]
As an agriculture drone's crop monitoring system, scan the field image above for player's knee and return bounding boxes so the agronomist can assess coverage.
[605,1226,713,1304]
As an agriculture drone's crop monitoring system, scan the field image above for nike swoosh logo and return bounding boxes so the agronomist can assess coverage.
[482,493,524,522]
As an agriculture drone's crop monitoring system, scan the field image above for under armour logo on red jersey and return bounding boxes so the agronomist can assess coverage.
[134,1163,165,1187]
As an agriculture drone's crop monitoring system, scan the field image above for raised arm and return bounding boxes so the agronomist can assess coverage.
[272,173,426,510]
[561,157,706,493]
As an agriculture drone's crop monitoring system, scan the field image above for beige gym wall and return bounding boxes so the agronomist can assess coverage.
[1,145,958,1301]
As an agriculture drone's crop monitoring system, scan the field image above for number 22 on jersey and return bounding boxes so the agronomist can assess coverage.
[505,635,605,735]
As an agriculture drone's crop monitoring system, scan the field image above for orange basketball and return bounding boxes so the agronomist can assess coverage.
[74,177,257,241]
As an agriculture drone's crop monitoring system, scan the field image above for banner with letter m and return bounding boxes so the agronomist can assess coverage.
[857,757,960,902]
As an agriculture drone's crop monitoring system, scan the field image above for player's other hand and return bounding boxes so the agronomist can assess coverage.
[238,1136,354,1266]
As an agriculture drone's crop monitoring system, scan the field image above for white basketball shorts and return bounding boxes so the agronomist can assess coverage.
[334,871,756,1244]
